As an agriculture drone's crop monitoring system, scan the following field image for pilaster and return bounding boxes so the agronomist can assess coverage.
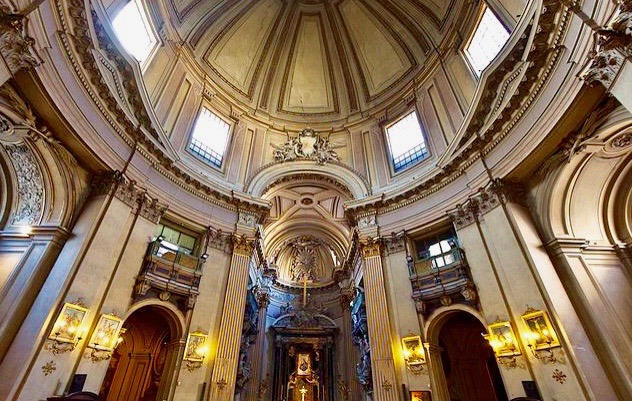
[208,235,253,400]
[246,288,269,401]
[359,238,400,401]
[423,343,450,401]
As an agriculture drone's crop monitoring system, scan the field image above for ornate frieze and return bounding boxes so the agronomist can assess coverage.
[6,143,44,225]
[272,128,341,165]
[90,171,167,220]
[237,211,258,229]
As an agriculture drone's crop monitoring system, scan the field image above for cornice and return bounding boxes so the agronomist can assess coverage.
[345,0,570,217]
[51,0,270,216]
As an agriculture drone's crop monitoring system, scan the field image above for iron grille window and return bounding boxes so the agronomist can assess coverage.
[386,112,429,172]
[187,107,231,168]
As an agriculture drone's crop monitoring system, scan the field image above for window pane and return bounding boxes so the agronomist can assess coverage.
[466,6,510,75]
[188,107,231,168]
[112,1,156,63]
[439,240,451,253]
[386,112,429,172]
[178,233,196,253]
[428,243,441,257]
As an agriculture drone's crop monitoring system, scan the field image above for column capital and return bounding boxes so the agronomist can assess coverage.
[423,342,443,355]
[339,287,356,310]
[231,234,254,256]
[382,231,406,255]
[359,237,382,258]
[255,288,270,309]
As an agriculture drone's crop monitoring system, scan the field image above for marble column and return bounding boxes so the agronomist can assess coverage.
[208,236,253,401]
[246,288,269,401]
[360,239,401,401]
[423,342,450,401]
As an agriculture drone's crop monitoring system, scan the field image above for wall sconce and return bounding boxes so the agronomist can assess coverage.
[46,302,89,354]
[521,307,561,364]
[483,319,521,368]
[402,335,425,374]
[87,314,125,362]
[183,331,209,371]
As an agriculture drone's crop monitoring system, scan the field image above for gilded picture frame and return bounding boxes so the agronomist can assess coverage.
[487,320,519,357]
[89,314,124,351]
[184,332,208,362]
[521,309,560,350]
[410,390,431,401]
[49,302,89,344]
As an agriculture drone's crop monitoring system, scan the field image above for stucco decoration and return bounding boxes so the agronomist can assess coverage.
[272,235,340,287]
[0,5,40,75]
[272,128,342,164]
[6,143,44,225]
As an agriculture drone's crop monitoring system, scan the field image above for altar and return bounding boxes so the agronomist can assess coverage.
[271,309,337,401]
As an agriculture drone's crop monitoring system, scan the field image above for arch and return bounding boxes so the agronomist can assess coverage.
[101,302,185,401]
[424,304,485,342]
[125,299,186,340]
[532,109,632,243]
[245,161,370,199]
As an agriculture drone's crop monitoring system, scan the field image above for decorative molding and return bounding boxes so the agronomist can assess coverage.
[6,143,44,225]
[138,195,167,223]
[231,234,254,256]
[272,128,342,165]
[359,237,381,258]
[581,1,632,88]
[382,231,406,254]
[207,227,232,252]
[41,360,56,376]
[346,0,569,216]
[0,5,40,75]
[237,210,258,229]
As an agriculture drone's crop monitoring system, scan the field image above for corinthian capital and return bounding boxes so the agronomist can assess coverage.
[359,237,382,258]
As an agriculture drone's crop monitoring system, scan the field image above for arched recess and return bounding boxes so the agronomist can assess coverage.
[0,84,91,365]
[529,108,632,400]
[246,160,370,199]
[100,301,185,401]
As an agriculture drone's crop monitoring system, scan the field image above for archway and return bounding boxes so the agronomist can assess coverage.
[99,305,183,401]
[437,312,507,401]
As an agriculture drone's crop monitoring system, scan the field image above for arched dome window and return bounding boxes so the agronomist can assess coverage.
[385,111,429,172]
[111,0,158,64]
[464,3,510,76]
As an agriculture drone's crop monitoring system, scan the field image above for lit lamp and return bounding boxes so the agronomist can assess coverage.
[521,307,560,363]
[401,335,425,374]
[46,302,90,354]
[87,314,125,362]
[184,331,209,371]
[482,319,521,368]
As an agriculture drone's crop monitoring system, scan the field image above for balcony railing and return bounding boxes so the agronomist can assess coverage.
[408,247,477,316]
[134,239,206,309]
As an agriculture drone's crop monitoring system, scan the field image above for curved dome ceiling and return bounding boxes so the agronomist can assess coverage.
[165,0,460,125]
